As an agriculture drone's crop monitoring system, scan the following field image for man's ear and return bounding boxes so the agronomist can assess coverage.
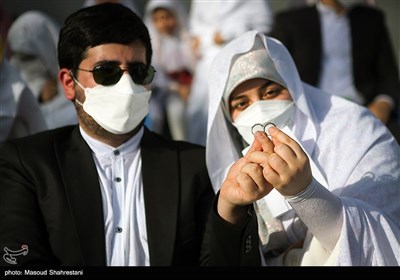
[59,68,76,101]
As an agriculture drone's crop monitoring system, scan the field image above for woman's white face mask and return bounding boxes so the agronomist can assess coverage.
[9,55,49,99]
[233,100,294,145]
[74,74,151,135]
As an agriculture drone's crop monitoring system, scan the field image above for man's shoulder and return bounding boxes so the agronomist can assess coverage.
[21,125,75,141]
[0,125,77,151]
[143,128,206,152]
[349,4,384,19]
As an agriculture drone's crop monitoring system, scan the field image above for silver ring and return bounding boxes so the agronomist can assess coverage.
[251,123,264,135]
[263,122,276,136]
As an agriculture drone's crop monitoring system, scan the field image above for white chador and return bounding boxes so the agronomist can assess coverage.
[206,30,400,266]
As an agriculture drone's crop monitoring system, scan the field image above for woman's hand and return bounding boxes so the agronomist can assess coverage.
[217,135,273,224]
[247,128,312,196]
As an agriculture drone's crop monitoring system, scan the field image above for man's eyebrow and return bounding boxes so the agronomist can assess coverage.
[93,60,119,65]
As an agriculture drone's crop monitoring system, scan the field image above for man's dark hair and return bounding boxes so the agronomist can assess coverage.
[58,3,152,72]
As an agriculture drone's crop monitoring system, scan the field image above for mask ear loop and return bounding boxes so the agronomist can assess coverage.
[69,70,86,106]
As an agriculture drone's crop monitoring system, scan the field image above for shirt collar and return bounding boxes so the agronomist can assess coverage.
[80,126,144,156]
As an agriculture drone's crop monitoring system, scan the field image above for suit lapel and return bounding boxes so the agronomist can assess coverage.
[55,127,106,265]
[141,129,179,265]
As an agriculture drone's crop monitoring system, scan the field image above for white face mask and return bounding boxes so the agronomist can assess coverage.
[75,74,151,134]
[233,100,294,145]
[10,55,49,99]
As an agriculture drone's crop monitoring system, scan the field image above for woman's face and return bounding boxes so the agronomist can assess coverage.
[229,78,292,121]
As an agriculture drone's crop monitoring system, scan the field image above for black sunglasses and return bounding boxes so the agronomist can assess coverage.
[77,62,156,86]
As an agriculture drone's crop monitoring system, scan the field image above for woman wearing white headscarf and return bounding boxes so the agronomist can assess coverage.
[205,30,400,265]
[7,11,78,130]
[0,58,47,143]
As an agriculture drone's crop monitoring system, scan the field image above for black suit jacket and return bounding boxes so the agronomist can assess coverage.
[269,4,400,111]
[0,126,215,266]
[200,193,261,266]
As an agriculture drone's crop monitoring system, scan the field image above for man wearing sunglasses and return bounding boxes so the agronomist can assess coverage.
[0,3,218,266]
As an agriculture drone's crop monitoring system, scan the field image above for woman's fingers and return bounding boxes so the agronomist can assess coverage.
[248,126,313,196]
[238,162,270,196]
[268,126,304,158]
[253,131,275,154]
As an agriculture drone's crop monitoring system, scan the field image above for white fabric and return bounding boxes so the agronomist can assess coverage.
[206,30,400,265]
[288,230,340,266]
[286,178,343,252]
[0,59,47,143]
[80,127,149,266]
[8,56,48,98]
[7,11,78,129]
[223,36,285,105]
[186,0,273,145]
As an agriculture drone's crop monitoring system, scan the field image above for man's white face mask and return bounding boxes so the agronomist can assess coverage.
[74,74,151,134]
[233,100,294,145]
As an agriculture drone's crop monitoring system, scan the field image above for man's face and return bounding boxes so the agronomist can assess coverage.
[59,41,149,138]
[74,42,147,89]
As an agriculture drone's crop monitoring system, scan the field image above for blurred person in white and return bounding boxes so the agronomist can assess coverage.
[1,3,47,141]
[269,0,400,143]
[205,31,400,265]
[82,0,141,17]
[0,52,47,143]
[7,11,78,130]
[144,0,195,140]
[186,0,273,146]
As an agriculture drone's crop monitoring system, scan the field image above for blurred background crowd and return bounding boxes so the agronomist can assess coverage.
[1,0,400,145]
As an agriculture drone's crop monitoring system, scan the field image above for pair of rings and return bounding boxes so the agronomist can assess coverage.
[251,122,276,136]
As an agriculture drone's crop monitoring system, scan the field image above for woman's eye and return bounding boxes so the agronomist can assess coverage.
[263,87,281,98]
[231,101,248,110]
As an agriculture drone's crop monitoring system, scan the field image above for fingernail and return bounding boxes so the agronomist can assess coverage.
[268,126,277,134]
[254,131,265,138]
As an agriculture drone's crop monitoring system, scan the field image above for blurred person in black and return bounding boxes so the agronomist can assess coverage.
[269,0,400,143]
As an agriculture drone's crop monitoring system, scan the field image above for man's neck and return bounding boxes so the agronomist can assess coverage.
[319,0,346,15]
[79,122,143,148]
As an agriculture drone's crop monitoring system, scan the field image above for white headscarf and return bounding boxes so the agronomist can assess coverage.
[145,0,189,31]
[207,31,400,265]
[7,11,59,80]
